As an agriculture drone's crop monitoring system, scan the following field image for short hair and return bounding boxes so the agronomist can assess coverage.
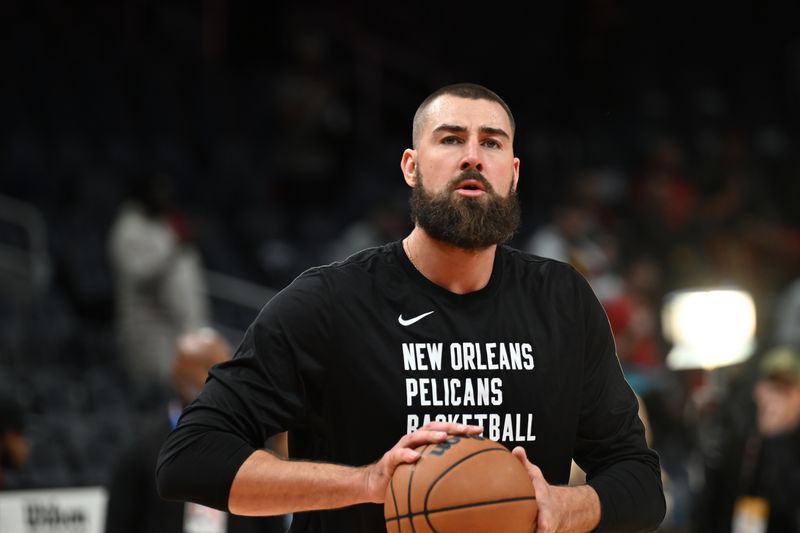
[412,83,515,149]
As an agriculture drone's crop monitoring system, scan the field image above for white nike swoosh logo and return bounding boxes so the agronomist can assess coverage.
[398,311,435,326]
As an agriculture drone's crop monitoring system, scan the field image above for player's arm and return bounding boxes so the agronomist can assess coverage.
[228,422,483,516]
[570,268,665,532]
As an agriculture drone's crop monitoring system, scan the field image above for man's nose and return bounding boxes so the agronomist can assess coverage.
[459,140,483,172]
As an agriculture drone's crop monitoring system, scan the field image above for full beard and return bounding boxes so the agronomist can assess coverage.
[409,169,521,250]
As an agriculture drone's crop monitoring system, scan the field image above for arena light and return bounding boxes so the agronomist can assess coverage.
[662,288,756,370]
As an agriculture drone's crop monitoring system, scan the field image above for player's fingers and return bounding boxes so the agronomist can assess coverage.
[418,421,484,435]
[398,428,449,450]
[393,447,422,465]
[386,429,451,468]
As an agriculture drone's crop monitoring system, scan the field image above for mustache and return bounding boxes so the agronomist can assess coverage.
[447,169,495,193]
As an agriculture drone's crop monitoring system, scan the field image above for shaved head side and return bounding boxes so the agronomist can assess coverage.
[411,83,515,149]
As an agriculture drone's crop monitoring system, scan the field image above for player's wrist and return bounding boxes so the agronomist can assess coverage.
[554,484,601,533]
[357,462,384,504]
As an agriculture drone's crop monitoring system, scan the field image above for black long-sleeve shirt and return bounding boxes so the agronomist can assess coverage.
[158,241,665,532]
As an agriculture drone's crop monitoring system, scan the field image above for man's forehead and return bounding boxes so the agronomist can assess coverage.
[422,95,512,134]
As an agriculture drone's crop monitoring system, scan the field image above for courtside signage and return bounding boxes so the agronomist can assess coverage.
[0,487,106,533]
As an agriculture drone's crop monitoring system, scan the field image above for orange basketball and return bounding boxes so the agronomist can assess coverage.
[384,435,537,533]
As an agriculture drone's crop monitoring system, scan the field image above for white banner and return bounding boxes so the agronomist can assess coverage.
[0,487,107,533]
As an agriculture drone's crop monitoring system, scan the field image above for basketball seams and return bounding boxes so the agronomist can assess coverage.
[385,440,538,531]
[389,471,401,531]
[423,446,508,531]
[384,495,537,523]
[402,443,430,533]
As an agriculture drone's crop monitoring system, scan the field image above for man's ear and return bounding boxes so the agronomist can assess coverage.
[401,149,417,187]
[512,157,520,192]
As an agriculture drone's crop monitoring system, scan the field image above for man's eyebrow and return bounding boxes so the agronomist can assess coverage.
[432,124,467,135]
[480,126,510,138]
[431,124,510,138]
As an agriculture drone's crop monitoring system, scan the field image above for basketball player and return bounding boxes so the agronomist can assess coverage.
[158,83,665,532]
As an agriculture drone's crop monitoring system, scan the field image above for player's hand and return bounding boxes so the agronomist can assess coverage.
[363,422,483,503]
[512,447,600,533]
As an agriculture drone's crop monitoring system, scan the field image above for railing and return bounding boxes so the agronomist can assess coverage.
[0,194,51,302]
[205,269,277,343]
[0,193,277,358]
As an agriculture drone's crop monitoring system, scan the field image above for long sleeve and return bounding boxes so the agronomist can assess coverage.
[156,269,333,510]
[571,271,666,532]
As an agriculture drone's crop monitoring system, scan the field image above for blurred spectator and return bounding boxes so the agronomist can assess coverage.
[629,137,701,287]
[753,347,800,437]
[105,327,286,533]
[0,393,30,490]
[323,196,410,262]
[698,130,800,298]
[773,278,800,348]
[569,169,628,238]
[699,346,800,533]
[634,138,698,237]
[525,200,620,301]
[108,173,209,394]
[602,254,664,395]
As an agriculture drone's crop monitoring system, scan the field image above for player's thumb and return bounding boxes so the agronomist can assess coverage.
[512,446,532,472]
[511,446,530,465]
[512,447,543,482]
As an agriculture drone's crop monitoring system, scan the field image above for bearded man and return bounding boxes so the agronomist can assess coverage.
[157,83,665,533]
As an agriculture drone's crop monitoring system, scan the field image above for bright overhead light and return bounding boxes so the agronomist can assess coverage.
[662,288,756,370]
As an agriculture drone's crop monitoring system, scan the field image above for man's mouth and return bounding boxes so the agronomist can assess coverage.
[454,179,487,196]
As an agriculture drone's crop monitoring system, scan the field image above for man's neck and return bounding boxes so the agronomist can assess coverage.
[404,228,497,295]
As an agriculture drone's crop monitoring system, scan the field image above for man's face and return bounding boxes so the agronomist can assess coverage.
[753,377,800,436]
[405,95,519,196]
[402,95,521,249]
[172,336,231,407]
[0,431,29,469]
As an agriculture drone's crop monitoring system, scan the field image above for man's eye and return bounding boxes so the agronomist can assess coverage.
[442,136,463,145]
[482,139,500,148]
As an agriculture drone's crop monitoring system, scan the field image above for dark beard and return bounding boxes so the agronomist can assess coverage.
[409,169,521,250]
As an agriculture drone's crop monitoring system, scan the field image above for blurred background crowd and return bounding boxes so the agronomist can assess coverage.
[1,1,800,532]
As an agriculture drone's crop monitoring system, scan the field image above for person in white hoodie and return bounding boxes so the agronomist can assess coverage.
[108,173,208,392]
